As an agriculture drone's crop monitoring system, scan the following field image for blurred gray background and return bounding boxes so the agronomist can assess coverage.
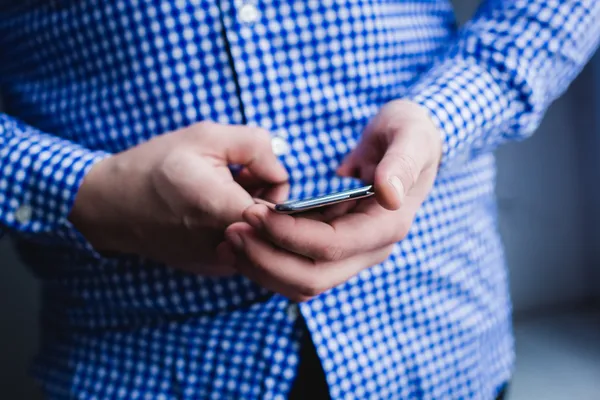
[1,1,599,399]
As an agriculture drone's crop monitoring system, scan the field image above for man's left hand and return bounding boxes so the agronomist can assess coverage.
[224,100,443,301]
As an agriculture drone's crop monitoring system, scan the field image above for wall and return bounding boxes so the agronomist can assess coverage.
[597,55,600,300]
[588,53,600,300]
[451,0,595,312]
[0,238,40,399]
[496,76,593,311]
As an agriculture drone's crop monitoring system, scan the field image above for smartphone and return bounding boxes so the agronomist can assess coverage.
[273,185,374,214]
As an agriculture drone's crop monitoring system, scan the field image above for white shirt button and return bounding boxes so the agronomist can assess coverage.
[14,205,33,224]
[286,304,299,321]
[271,137,290,156]
[239,3,260,24]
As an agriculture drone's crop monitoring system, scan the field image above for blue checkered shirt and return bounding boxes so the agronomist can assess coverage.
[1,0,599,399]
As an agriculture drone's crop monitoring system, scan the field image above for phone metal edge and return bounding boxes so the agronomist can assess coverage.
[274,185,374,214]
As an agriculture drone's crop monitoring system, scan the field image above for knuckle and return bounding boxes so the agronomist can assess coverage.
[154,151,182,184]
[277,231,297,250]
[296,276,326,299]
[394,218,411,241]
[250,126,270,140]
[318,244,345,262]
[155,153,200,198]
[195,120,216,132]
[187,120,216,141]
[389,152,419,185]
[250,127,271,149]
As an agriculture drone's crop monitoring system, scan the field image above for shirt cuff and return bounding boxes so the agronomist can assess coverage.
[405,55,520,170]
[0,117,111,253]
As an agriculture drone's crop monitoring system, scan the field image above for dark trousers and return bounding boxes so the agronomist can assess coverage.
[288,327,331,400]
[289,328,509,400]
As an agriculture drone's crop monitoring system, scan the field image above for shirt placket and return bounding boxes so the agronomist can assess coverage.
[217,0,292,160]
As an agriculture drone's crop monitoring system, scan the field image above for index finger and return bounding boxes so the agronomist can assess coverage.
[243,198,404,262]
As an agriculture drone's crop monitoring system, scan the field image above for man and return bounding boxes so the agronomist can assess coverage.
[0,0,598,398]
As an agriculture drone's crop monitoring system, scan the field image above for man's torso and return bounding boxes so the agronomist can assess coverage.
[0,1,512,398]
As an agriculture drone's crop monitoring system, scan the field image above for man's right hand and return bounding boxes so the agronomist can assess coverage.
[68,121,288,276]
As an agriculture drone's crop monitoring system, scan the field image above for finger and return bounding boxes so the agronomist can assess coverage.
[260,182,290,204]
[242,203,401,262]
[253,197,277,211]
[268,198,357,223]
[337,153,360,178]
[188,169,256,226]
[244,205,339,260]
[155,150,258,226]
[337,120,382,178]
[226,223,317,300]
[248,187,266,199]
[337,144,369,178]
[211,124,289,184]
[234,168,264,190]
[338,154,376,182]
[373,138,424,211]
[235,170,291,202]
[225,223,393,301]
[320,199,358,221]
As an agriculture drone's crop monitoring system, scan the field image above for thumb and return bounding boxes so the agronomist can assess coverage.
[196,175,257,225]
[373,141,422,211]
[224,127,289,183]
[213,125,289,184]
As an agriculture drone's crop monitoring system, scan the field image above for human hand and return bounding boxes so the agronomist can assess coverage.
[69,121,288,275]
[225,100,442,300]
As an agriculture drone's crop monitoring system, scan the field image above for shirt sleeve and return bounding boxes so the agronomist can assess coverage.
[405,0,600,169]
[0,113,110,252]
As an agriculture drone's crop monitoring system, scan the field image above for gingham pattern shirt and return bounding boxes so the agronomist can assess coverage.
[1,0,599,399]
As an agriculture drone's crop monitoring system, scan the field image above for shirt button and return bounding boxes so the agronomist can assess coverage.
[286,304,299,321]
[239,3,260,24]
[271,137,290,156]
[14,205,33,224]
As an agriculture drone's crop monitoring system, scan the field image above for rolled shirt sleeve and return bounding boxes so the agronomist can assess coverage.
[0,114,110,252]
[406,0,600,169]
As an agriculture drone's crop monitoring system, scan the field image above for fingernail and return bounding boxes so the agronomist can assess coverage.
[388,176,405,203]
[226,232,244,250]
